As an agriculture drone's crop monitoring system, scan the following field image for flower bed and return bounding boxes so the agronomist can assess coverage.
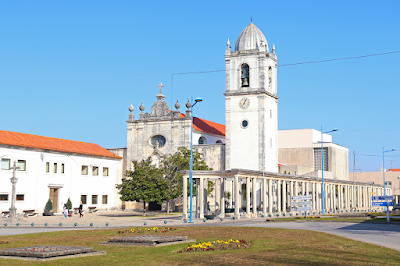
[295,216,320,219]
[117,227,177,234]
[0,241,9,245]
[178,239,251,253]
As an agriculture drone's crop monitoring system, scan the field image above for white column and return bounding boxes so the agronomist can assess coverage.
[290,180,294,213]
[234,175,240,219]
[182,175,188,219]
[301,181,305,196]
[199,177,204,219]
[262,176,267,216]
[215,179,220,215]
[220,178,225,218]
[277,179,281,213]
[312,182,316,211]
[252,178,257,217]
[246,177,251,218]
[282,180,287,214]
[316,183,320,212]
[268,179,273,214]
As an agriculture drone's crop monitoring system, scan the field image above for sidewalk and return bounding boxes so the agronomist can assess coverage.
[0,211,251,228]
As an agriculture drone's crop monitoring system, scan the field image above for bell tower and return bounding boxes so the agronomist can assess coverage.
[224,23,278,172]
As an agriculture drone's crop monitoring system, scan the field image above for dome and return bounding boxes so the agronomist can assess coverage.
[234,23,268,51]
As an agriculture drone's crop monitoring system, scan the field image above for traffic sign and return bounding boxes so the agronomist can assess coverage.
[297,206,312,211]
[291,201,312,207]
[291,196,312,201]
[371,196,394,201]
[372,201,395,207]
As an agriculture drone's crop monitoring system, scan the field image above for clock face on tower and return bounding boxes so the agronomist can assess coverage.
[239,97,250,109]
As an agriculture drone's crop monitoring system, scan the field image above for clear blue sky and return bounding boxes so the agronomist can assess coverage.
[1,1,399,172]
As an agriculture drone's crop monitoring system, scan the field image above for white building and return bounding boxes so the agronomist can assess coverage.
[0,130,123,214]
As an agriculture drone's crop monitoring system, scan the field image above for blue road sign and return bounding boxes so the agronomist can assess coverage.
[372,201,395,207]
[371,196,395,201]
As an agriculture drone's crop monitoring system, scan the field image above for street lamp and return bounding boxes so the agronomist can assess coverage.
[189,97,202,223]
[383,147,396,197]
[321,127,338,214]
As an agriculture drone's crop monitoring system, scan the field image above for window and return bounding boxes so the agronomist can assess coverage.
[54,163,57,173]
[16,194,24,201]
[385,181,392,186]
[61,163,65,174]
[17,160,26,171]
[268,66,272,90]
[92,195,98,205]
[314,148,328,171]
[150,135,166,148]
[270,109,272,119]
[198,136,207,145]
[92,166,99,176]
[82,165,88,175]
[103,167,109,177]
[102,195,108,204]
[1,158,10,170]
[46,162,50,173]
[241,120,248,128]
[241,63,250,87]
[81,195,87,205]
[216,140,223,144]
[0,194,9,201]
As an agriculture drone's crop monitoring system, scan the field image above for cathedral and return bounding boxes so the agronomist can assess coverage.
[126,22,278,174]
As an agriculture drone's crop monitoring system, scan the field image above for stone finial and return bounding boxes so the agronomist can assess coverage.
[227,38,231,48]
[185,98,192,109]
[139,101,145,113]
[272,43,275,54]
[129,101,134,113]
[175,98,180,110]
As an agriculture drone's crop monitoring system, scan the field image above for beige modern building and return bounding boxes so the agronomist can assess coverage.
[350,169,399,203]
[278,129,349,181]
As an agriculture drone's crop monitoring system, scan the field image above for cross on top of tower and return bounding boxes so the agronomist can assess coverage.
[157,83,164,94]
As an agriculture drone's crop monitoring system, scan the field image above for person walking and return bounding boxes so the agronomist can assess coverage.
[63,204,68,219]
[79,201,83,218]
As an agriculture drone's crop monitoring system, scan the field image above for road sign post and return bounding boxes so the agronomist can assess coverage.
[291,196,312,218]
[372,195,394,222]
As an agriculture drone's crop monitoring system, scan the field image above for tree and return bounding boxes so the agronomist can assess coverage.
[116,160,167,216]
[66,198,72,210]
[45,199,52,212]
[161,147,213,213]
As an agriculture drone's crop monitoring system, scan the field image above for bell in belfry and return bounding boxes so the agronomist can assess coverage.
[242,77,249,86]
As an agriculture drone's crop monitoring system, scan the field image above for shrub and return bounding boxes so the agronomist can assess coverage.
[66,198,72,210]
[45,199,52,212]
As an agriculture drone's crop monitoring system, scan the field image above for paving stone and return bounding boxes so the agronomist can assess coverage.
[0,245,95,258]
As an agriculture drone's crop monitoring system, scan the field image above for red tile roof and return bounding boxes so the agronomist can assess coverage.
[0,130,121,159]
[179,113,225,136]
[387,169,400,172]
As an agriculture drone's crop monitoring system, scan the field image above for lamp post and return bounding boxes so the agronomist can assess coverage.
[383,147,396,211]
[189,97,202,223]
[321,127,338,214]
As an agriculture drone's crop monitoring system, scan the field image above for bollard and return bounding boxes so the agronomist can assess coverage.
[74,223,78,227]
[106,223,109,226]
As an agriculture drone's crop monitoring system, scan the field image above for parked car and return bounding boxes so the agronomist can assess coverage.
[393,204,400,211]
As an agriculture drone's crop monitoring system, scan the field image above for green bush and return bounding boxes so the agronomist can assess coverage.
[45,199,52,212]
[66,198,72,210]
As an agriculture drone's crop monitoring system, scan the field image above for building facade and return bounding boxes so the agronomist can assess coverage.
[0,130,123,214]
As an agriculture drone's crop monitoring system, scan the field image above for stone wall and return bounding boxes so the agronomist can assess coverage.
[194,144,225,171]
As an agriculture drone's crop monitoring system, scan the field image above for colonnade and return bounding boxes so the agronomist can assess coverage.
[182,171,385,220]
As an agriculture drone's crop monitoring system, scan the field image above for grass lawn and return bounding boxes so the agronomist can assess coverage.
[0,226,399,265]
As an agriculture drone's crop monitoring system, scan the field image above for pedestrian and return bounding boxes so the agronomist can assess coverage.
[79,201,83,217]
[63,204,68,219]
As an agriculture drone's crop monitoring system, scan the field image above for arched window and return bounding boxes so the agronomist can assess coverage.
[198,136,207,145]
[216,140,223,144]
[268,66,272,91]
[241,64,250,87]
